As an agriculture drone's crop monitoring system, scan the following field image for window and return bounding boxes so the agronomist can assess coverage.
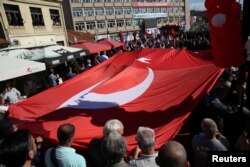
[30,7,44,26]
[115,8,123,15]
[83,0,92,2]
[133,8,139,14]
[173,7,178,13]
[157,18,162,24]
[132,19,139,26]
[124,8,131,14]
[84,9,94,16]
[125,20,132,26]
[162,18,168,23]
[138,8,146,14]
[179,7,184,13]
[147,8,154,13]
[107,20,115,28]
[105,8,113,15]
[73,8,83,17]
[114,0,122,2]
[75,22,85,31]
[168,7,173,13]
[86,22,95,29]
[97,21,106,29]
[169,17,174,22]
[71,0,82,2]
[50,9,61,26]
[154,8,160,13]
[124,0,130,2]
[161,7,167,13]
[117,20,124,27]
[94,0,102,2]
[95,8,104,16]
[4,4,23,26]
[104,0,112,2]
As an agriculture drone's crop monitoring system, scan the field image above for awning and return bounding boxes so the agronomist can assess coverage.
[71,41,111,54]
[30,45,89,65]
[96,38,124,49]
[0,56,46,81]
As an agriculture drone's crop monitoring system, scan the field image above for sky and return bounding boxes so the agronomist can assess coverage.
[190,0,243,11]
[190,0,205,11]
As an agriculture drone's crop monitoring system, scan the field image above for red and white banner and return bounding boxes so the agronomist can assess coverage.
[9,48,223,151]
[132,2,173,7]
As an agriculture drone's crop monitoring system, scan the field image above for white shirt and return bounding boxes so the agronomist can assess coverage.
[4,88,21,104]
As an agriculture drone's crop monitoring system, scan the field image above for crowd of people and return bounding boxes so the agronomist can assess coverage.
[0,29,250,167]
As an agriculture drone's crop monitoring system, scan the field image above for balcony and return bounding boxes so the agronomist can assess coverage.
[106,15,115,19]
[116,15,124,19]
[126,26,134,30]
[124,14,132,19]
[96,15,106,20]
[73,16,84,22]
[117,27,124,31]
[87,29,96,34]
[83,3,93,7]
[84,16,95,21]
[94,3,104,7]
[105,3,113,7]
[114,2,123,6]
[71,3,83,8]
[123,2,131,6]
[108,27,117,32]
[97,28,107,34]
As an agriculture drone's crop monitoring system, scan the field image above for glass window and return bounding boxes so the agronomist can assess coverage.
[179,7,184,13]
[115,8,123,15]
[73,8,83,17]
[107,20,115,28]
[125,20,132,26]
[3,4,23,26]
[161,7,167,13]
[97,21,106,29]
[124,0,130,2]
[75,22,85,30]
[133,8,139,14]
[157,18,162,24]
[168,7,173,13]
[105,8,113,15]
[163,18,168,23]
[154,8,160,13]
[173,7,178,13]
[30,7,44,26]
[138,8,146,14]
[95,8,104,16]
[104,0,111,2]
[86,22,95,29]
[71,0,82,2]
[94,0,102,2]
[84,8,93,16]
[132,19,139,26]
[117,20,124,27]
[124,8,131,14]
[49,9,61,26]
[147,8,154,13]
[83,0,92,2]
[114,0,122,2]
[169,17,174,22]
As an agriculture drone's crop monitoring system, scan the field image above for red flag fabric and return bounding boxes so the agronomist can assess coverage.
[8,48,223,151]
[71,41,111,54]
[97,38,124,49]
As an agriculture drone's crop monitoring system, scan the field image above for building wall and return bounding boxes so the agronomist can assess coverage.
[64,0,190,39]
[0,0,68,48]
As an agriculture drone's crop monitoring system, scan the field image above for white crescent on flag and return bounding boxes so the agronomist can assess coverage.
[58,67,154,109]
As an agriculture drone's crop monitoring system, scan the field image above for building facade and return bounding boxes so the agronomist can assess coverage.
[63,0,190,40]
[0,0,68,48]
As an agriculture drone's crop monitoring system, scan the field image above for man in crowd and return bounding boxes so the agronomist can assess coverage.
[0,129,38,167]
[88,119,124,167]
[48,69,59,87]
[45,123,86,167]
[156,140,189,167]
[192,118,229,167]
[129,127,158,167]
[101,131,131,167]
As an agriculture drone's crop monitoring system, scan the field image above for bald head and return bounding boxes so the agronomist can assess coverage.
[201,118,218,139]
[57,124,75,145]
[156,141,187,167]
